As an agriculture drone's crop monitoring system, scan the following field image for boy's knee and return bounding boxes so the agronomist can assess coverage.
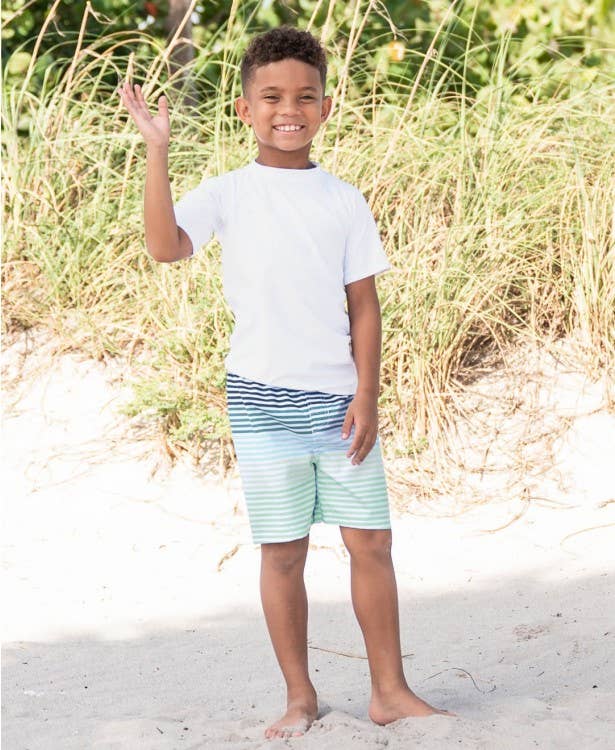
[340,527,392,561]
[261,535,309,573]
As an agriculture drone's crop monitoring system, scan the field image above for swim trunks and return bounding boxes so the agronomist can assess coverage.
[226,371,391,544]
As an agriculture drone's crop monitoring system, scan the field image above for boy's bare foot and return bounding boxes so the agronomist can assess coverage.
[369,686,457,725]
[264,693,319,740]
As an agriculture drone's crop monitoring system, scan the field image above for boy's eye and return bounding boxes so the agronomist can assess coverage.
[263,96,315,100]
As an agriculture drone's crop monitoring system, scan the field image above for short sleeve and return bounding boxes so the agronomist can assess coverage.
[173,175,224,256]
[343,189,391,285]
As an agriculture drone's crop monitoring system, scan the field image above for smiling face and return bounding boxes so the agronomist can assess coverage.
[235,58,332,168]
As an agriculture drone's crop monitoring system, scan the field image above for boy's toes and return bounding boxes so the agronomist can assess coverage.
[281,723,307,738]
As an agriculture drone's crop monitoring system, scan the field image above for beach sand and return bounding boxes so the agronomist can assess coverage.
[2,327,614,749]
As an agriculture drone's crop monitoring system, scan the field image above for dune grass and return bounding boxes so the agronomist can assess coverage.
[2,6,614,473]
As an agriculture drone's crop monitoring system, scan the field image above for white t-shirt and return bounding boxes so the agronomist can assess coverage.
[172,158,392,395]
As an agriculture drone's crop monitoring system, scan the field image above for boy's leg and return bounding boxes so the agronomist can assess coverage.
[260,534,319,739]
[339,526,455,724]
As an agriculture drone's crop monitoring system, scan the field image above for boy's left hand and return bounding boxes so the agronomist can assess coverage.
[341,392,379,465]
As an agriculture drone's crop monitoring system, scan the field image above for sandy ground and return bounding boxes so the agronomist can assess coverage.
[2,327,614,749]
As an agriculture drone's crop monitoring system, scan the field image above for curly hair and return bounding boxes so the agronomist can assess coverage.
[240,25,327,97]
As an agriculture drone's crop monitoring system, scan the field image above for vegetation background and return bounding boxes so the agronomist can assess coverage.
[2,0,614,477]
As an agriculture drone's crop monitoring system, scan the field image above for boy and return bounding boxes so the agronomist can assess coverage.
[119,25,454,740]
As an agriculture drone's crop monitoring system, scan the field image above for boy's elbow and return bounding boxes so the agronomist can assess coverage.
[145,233,190,262]
[145,244,171,262]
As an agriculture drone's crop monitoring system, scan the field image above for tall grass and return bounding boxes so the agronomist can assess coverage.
[2,4,614,475]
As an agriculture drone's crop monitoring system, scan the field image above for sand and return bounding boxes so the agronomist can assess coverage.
[2,327,614,749]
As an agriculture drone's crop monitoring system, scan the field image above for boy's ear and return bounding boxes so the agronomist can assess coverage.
[321,95,333,122]
[235,96,251,125]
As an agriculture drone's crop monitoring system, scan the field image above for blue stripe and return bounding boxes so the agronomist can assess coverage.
[226,371,352,435]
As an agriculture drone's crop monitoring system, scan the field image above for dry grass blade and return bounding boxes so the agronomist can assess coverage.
[217,544,240,572]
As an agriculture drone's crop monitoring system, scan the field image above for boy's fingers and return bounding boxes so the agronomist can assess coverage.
[134,83,146,105]
[354,444,372,464]
[120,81,136,106]
[130,89,152,119]
[346,428,364,458]
[341,406,354,439]
[350,431,376,464]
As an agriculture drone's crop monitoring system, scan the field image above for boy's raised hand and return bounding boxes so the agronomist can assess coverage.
[118,81,170,149]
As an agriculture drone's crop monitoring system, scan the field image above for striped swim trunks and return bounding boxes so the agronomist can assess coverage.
[226,371,391,544]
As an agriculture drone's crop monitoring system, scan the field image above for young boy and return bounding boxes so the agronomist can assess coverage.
[120,24,454,740]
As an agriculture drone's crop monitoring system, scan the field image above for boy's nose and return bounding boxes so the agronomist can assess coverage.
[278,101,301,115]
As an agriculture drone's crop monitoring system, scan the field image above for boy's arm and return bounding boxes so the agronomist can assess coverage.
[144,146,192,262]
[117,82,191,262]
[346,275,382,398]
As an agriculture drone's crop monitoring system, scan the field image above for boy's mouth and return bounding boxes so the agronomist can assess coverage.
[273,125,305,134]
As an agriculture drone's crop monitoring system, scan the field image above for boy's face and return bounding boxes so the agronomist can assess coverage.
[235,58,332,167]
